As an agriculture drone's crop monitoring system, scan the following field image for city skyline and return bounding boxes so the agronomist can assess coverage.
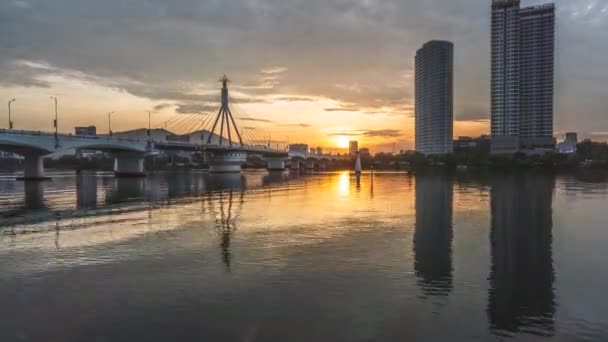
[1,0,607,152]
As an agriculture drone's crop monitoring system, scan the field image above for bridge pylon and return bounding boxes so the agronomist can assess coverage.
[204,76,248,173]
[207,75,244,147]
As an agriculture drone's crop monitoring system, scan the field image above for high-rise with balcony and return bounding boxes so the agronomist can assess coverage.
[415,40,454,155]
[491,0,555,153]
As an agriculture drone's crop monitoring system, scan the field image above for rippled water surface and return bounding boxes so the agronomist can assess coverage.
[1,170,608,341]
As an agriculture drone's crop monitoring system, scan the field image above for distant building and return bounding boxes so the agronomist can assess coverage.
[75,126,97,137]
[0,151,22,159]
[289,144,309,156]
[454,136,491,153]
[491,0,555,154]
[565,132,578,144]
[454,137,477,150]
[415,40,454,155]
[316,147,323,156]
[359,148,371,158]
[167,134,191,143]
[76,148,105,160]
[557,132,578,154]
[349,141,359,155]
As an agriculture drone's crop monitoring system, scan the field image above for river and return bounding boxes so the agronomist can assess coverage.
[1,170,607,341]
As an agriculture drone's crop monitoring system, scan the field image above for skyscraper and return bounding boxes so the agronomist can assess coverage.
[415,40,454,155]
[491,0,555,153]
[349,141,359,156]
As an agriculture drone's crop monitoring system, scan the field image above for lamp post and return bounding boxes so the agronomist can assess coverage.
[108,111,115,136]
[147,111,152,140]
[50,96,58,145]
[8,99,15,130]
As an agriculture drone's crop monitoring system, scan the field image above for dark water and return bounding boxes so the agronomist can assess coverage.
[1,170,607,341]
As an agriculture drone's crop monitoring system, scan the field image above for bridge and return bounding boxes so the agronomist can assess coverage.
[0,76,340,180]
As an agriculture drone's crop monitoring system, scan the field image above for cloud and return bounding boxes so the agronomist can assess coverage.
[362,129,402,138]
[327,131,361,137]
[278,123,311,128]
[0,0,607,137]
[260,67,288,75]
[0,60,52,88]
[324,101,413,116]
[153,103,174,111]
[13,0,31,9]
[324,107,359,112]
[240,66,289,90]
[240,117,274,123]
[273,95,317,102]
[455,110,490,122]
[328,128,403,138]
[175,103,219,114]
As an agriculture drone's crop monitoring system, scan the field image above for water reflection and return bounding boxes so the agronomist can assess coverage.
[413,173,454,297]
[262,171,291,186]
[24,181,46,210]
[488,173,556,336]
[205,189,244,272]
[76,173,98,209]
[164,171,205,199]
[206,173,246,192]
[1,171,608,341]
[105,178,146,204]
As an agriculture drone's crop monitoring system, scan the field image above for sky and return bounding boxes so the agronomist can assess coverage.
[1,0,607,153]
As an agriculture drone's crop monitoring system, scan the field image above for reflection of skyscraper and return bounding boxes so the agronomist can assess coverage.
[414,173,453,296]
[488,173,555,335]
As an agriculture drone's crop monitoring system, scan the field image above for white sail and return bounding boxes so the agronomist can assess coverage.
[355,154,362,174]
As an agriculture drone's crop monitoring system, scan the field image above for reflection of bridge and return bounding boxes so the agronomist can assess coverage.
[0,75,338,180]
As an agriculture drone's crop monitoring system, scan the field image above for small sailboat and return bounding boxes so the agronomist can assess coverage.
[355,153,362,176]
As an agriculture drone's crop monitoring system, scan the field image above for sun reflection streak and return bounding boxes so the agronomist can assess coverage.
[338,171,350,198]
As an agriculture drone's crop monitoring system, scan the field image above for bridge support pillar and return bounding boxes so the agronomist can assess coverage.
[18,154,50,181]
[304,159,316,170]
[266,157,287,171]
[290,159,301,170]
[114,152,146,177]
[208,151,247,173]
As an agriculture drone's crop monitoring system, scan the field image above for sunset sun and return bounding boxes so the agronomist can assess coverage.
[335,136,351,149]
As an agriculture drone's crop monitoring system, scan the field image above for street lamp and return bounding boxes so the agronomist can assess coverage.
[146,111,152,140]
[108,111,115,136]
[50,96,58,144]
[8,99,15,130]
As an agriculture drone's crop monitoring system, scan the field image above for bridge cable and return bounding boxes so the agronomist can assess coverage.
[165,114,194,134]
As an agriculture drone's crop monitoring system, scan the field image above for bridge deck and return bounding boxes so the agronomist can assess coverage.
[0,129,288,156]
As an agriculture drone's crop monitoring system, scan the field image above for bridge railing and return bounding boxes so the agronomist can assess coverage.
[0,129,158,145]
[0,129,290,154]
